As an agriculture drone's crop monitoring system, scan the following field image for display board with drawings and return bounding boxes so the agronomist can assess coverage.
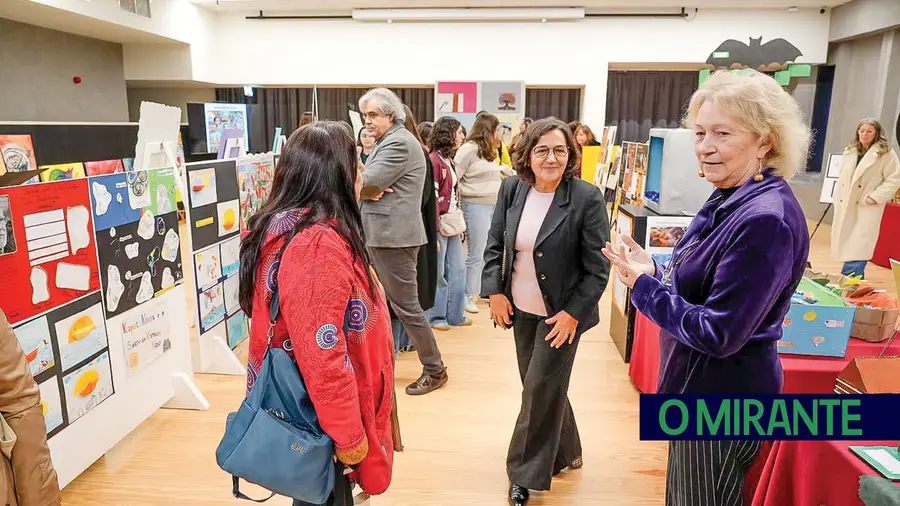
[89,168,183,319]
[0,179,114,439]
[183,160,249,350]
[236,153,275,231]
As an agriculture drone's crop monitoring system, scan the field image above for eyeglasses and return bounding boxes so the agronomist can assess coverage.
[532,145,570,160]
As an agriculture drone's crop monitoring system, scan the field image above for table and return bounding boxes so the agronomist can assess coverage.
[751,440,900,506]
[627,310,900,394]
[872,202,900,268]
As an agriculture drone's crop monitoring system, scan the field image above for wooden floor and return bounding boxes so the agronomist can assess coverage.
[59,220,897,506]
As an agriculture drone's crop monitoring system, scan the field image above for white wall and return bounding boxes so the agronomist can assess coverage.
[126,87,217,122]
[198,10,829,127]
[829,0,900,43]
[0,18,129,121]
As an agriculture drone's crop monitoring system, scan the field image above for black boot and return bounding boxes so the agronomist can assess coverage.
[508,484,529,506]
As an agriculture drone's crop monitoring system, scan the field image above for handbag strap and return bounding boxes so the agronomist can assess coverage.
[232,476,277,503]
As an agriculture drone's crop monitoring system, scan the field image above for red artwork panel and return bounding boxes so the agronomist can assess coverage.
[0,179,101,325]
[84,160,124,177]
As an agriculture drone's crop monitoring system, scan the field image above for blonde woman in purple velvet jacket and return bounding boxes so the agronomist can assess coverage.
[603,70,811,506]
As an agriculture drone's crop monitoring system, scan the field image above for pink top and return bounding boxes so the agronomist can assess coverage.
[511,187,556,317]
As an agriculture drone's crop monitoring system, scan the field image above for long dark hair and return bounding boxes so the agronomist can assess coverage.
[402,105,426,149]
[429,116,461,158]
[239,121,373,315]
[467,113,499,161]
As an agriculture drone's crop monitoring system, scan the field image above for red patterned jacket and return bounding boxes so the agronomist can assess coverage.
[246,210,395,495]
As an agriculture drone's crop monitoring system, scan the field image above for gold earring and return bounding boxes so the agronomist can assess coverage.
[698,169,705,178]
[753,159,765,182]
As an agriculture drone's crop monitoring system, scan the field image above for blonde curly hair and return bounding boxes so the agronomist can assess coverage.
[683,69,811,180]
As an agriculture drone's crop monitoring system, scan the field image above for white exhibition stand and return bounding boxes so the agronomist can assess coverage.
[48,286,207,488]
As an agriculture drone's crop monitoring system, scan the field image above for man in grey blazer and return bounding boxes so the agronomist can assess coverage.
[358,88,448,396]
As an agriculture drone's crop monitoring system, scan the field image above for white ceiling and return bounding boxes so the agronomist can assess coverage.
[189,0,853,14]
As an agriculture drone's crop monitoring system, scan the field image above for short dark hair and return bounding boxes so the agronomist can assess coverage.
[429,117,461,158]
[567,121,582,135]
[512,117,581,185]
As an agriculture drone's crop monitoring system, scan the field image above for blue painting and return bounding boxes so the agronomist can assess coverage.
[89,173,141,232]
[226,310,250,349]
[15,316,54,377]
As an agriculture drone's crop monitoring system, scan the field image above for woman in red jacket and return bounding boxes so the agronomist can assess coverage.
[239,121,395,505]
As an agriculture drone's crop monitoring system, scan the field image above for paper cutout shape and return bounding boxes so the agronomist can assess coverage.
[812,336,825,347]
[106,265,124,312]
[110,227,116,238]
[31,267,49,303]
[56,262,91,291]
[136,271,153,304]
[156,183,174,214]
[125,242,139,259]
[803,310,817,322]
[66,205,90,255]
[116,194,123,204]
[136,210,154,240]
[161,229,179,262]
[92,182,112,216]
[147,246,160,276]
[161,267,175,289]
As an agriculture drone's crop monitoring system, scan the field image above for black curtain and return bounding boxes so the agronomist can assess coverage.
[526,88,582,122]
[605,71,698,143]
[315,87,433,125]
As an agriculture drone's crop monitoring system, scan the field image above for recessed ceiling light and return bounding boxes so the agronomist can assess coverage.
[387,19,393,23]
[787,6,799,12]
[541,18,547,22]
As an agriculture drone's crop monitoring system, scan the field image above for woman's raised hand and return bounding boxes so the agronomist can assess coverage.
[601,234,656,289]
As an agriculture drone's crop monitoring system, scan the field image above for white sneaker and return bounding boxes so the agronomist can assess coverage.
[465,295,480,314]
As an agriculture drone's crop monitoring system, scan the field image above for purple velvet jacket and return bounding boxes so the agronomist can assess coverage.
[631,170,810,394]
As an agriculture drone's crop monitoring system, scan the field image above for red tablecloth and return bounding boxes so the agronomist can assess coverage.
[627,310,900,394]
[751,440,900,506]
[872,202,900,268]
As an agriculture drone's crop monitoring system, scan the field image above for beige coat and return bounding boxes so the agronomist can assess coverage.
[0,311,61,506]
[831,146,900,262]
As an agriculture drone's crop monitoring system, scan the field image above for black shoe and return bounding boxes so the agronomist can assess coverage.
[508,484,529,506]
[405,368,449,396]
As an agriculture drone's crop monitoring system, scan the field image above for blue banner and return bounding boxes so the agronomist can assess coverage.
[639,395,900,440]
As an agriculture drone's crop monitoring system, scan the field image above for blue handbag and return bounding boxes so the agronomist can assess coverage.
[215,281,336,503]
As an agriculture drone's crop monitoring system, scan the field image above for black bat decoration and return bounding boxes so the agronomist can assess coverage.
[706,37,803,71]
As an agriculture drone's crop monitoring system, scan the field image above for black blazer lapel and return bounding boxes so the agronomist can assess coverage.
[535,180,571,249]
[505,180,528,252]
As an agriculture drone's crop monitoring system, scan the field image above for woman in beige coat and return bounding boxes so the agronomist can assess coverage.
[831,118,900,278]
[0,311,61,506]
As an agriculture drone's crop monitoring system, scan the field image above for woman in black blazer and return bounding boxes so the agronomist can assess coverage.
[481,118,610,506]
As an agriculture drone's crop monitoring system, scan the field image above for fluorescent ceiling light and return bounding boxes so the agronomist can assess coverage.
[352,8,585,22]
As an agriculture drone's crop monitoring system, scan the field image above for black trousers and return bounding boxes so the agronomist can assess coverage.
[666,440,762,506]
[292,462,354,506]
[507,311,582,491]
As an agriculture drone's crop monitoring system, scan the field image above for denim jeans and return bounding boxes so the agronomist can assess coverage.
[392,317,410,355]
[427,234,467,326]
[461,201,495,297]
[841,260,867,279]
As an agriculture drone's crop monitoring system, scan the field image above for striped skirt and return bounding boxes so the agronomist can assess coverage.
[666,440,762,506]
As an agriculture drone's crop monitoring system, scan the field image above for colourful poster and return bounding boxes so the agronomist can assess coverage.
[480,81,526,115]
[38,377,64,435]
[226,310,250,349]
[237,154,275,231]
[0,179,102,326]
[90,168,183,318]
[84,160,124,176]
[54,302,107,371]
[15,315,54,377]
[436,81,478,114]
[0,135,39,183]
[39,163,86,182]
[62,350,114,423]
[205,103,248,155]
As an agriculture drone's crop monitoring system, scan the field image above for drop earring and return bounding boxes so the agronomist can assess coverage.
[698,168,705,178]
[753,159,765,182]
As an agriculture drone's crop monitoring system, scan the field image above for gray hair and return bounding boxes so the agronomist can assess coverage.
[359,88,406,124]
